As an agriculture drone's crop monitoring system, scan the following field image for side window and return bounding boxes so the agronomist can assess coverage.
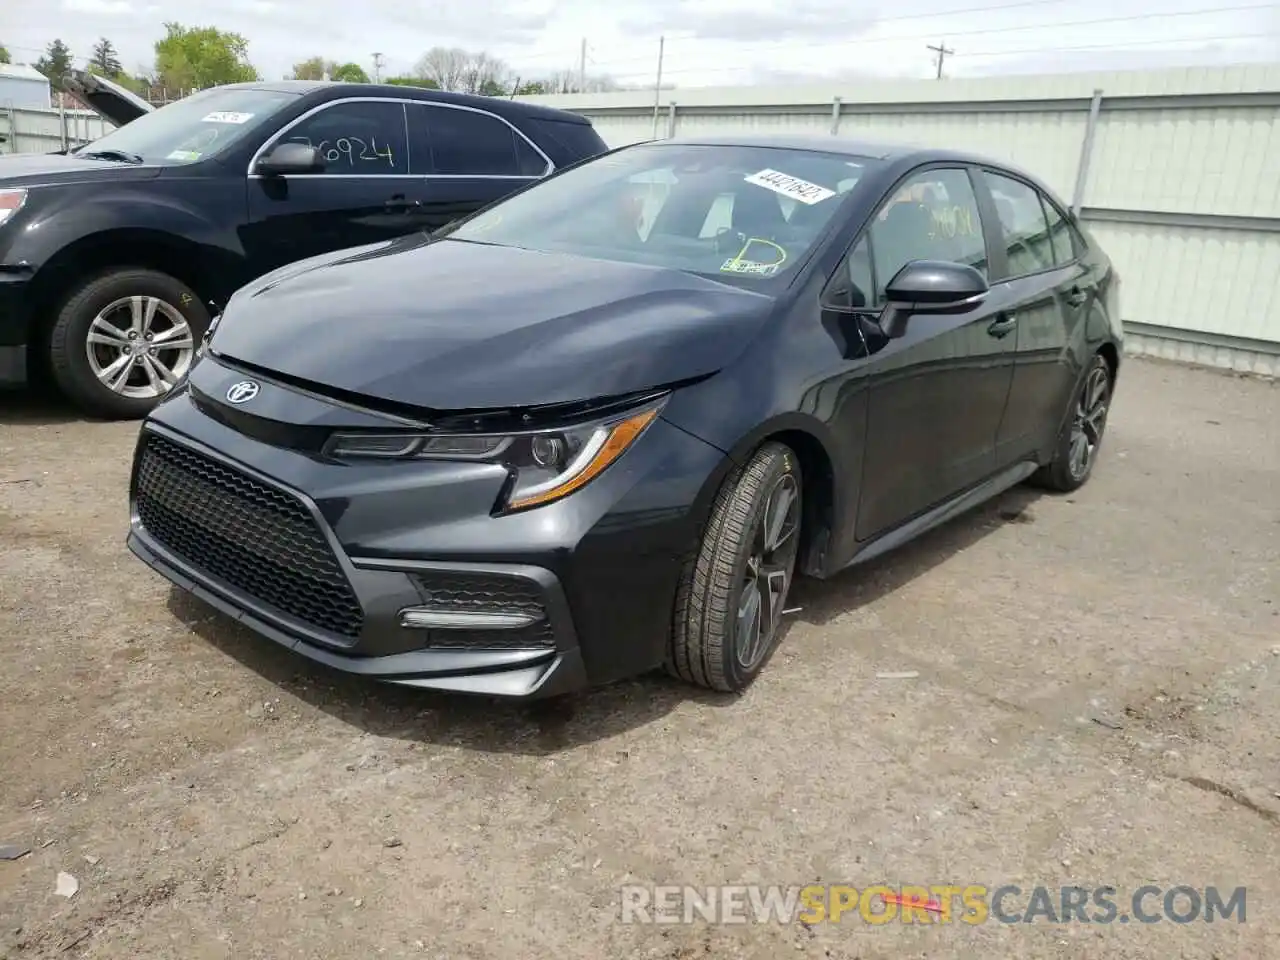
[1040,196,1080,266]
[982,171,1055,276]
[867,167,987,306]
[275,100,408,175]
[418,106,545,176]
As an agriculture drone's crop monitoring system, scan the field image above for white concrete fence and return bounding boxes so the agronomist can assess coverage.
[4,65,1278,375]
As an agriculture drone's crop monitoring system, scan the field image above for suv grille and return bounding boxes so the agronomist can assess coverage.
[134,434,364,640]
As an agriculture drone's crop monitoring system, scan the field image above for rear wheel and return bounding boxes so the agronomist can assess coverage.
[668,442,802,692]
[1032,352,1113,492]
[48,268,209,420]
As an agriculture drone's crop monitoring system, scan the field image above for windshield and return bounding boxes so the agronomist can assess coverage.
[78,88,299,166]
[445,143,879,283]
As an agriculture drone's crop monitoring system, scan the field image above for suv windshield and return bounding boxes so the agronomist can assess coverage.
[445,143,879,283]
[77,88,300,166]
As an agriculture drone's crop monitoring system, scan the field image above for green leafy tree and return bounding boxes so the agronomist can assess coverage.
[516,80,547,95]
[35,39,74,91]
[91,37,122,77]
[0,44,11,65]
[330,62,369,83]
[154,23,259,91]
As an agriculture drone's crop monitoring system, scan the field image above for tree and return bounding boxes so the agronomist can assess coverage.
[154,23,259,92]
[0,44,10,65]
[35,39,74,91]
[412,46,510,94]
[515,80,547,96]
[289,56,333,80]
[91,38,122,78]
[330,62,369,83]
[537,68,622,94]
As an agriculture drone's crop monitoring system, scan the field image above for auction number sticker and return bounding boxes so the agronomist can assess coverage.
[201,111,255,124]
[743,168,835,205]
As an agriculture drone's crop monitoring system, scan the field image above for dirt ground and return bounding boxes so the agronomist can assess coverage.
[1,356,1277,959]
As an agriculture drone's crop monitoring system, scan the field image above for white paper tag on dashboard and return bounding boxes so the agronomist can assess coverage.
[743,168,835,205]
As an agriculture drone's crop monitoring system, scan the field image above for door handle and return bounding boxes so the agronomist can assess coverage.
[987,312,1017,339]
[385,197,422,211]
[1065,285,1089,307]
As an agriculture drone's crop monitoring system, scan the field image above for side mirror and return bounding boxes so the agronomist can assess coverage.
[255,142,324,176]
[879,259,988,338]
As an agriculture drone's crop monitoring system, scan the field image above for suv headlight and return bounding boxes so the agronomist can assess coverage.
[324,397,666,512]
[0,189,27,227]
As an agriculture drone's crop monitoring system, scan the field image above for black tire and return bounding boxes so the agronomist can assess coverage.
[1030,352,1113,493]
[668,441,803,693]
[48,268,210,420]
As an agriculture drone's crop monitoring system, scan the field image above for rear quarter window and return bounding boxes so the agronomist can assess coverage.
[524,117,608,166]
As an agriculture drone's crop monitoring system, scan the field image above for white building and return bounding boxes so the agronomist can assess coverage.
[0,63,53,109]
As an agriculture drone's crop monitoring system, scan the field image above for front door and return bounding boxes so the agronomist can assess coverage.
[242,99,423,277]
[404,102,549,233]
[852,166,1018,542]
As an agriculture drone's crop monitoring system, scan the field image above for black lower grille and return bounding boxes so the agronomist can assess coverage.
[134,433,364,640]
[408,571,556,649]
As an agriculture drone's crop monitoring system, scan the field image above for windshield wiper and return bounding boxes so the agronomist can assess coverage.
[80,149,144,165]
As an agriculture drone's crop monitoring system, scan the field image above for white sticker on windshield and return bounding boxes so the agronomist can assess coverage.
[720,258,780,277]
[201,111,255,124]
[165,150,202,162]
[743,168,835,205]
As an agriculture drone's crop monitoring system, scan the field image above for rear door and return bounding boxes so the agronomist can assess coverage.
[976,169,1092,466]
[404,103,551,232]
[850,165,1018,542]
[242,98,419,275]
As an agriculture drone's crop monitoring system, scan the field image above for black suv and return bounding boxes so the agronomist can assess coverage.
[0,72,607,418]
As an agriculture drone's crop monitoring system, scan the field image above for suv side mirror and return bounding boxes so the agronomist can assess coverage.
[879,259,988,338]
[255,142,324,176]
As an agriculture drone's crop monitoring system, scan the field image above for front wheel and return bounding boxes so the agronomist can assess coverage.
[1031,352,1113,492]
[48,268,210,420]
[668,442,803,692]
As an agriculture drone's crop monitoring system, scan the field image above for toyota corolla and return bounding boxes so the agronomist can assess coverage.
[126,135,1122,698]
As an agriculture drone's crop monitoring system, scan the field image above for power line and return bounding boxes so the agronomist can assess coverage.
[927,40,955,78]
[524,3,1276,74]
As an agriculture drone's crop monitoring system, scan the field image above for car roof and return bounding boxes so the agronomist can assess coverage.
[655,133,1019,171]
[214,80,592,124]
[643,133,1056,197]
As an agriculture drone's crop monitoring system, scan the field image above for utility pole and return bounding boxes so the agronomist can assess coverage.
[371,52,385,83]
[578,37,587,92]
[927,40,953,79]
[651,35,665,139]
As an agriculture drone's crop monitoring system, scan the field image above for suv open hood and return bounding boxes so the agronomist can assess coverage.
[62,69,154,128]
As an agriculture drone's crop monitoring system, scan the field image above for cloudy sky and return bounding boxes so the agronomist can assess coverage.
[4,0,1279,88]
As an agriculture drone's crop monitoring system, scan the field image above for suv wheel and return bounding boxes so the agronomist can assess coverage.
[668,441,802,693]
[48,268,210,420]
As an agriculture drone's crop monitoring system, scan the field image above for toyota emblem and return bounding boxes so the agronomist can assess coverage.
[226,380,260,404]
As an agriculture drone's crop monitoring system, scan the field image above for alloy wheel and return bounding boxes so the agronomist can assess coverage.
[85,295,195,399]
[735,472,801,671]
[1068,363,1110,480]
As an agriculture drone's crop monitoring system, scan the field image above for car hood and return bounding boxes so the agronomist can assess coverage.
[62,69,154,127]
[211,235,776,412]
[0,152,163,185]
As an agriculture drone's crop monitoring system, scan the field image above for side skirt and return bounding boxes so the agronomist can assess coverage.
[826,459,1040,576]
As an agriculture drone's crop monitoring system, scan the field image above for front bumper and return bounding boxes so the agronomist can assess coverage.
[126,382,729,698]
[0,270,33,387]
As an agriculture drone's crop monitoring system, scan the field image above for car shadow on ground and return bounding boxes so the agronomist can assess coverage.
[168,484,1046,756]
[0,388,88,427]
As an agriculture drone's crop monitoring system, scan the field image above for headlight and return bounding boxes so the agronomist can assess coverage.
[0,189,27,227]
[325,398,665,512]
